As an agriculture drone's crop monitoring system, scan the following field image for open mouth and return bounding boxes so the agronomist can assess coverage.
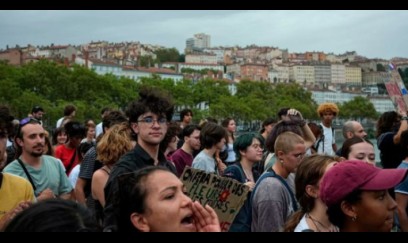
[181,214,193,225]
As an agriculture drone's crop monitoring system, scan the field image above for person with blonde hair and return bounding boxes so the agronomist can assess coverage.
[92,123,135,223]
[316,103,339,155]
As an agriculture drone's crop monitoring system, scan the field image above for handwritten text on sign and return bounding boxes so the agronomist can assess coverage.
[180,167,249,231]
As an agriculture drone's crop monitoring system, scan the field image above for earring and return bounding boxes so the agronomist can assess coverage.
[280,159,284,164]
[351,215,357,222]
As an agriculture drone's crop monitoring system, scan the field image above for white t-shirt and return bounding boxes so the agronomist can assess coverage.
[294,214,311,232]
[56,117,64,128]
[68,164,80,188]
[95,122,103,138]
[317,123,335,156]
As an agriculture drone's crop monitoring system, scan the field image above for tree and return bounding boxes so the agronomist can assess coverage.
[155,48,180,63]
[139,56,154,68]
[377,63,386,72]
[178,54,185,62]
[339,96,378,120]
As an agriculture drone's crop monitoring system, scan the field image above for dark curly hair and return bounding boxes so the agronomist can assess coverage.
[126,87,174,123]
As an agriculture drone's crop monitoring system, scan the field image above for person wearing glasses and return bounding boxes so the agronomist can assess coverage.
[3,117,73,201]
[223,133,263,232]
[0,105,34,231]
[251,132,306,232]
[103,88,176,232]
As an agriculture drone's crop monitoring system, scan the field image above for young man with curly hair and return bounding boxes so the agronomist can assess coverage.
[316,103,339,156]
[103,88,176,231]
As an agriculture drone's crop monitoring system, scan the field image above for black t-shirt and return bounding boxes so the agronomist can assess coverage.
[378,132,404,168]
[103,145,176,231]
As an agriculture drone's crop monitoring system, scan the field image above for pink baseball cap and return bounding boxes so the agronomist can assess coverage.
[320,160,408,207]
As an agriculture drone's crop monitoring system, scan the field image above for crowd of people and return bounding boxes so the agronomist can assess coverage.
[1,89,408,232]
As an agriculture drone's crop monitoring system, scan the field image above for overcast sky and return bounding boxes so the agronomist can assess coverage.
[1,10,407,59]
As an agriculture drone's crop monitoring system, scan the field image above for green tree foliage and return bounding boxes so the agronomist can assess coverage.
[155,48,180,63]
[0,60,139,129]
[339,96,378,120]
[180,68,221,75]
[0,60,324,130]
[377,63,386,72]
[139,56,154,68]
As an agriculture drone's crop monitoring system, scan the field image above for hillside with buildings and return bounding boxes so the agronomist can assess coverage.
[1,33,408,114]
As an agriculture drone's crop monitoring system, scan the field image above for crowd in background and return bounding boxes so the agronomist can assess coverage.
[1,88,408,232]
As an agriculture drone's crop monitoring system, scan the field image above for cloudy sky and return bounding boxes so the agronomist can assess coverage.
[0,10,407,59]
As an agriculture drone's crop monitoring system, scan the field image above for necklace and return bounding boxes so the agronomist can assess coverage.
[307,213,337,232]
[242,167,254,182]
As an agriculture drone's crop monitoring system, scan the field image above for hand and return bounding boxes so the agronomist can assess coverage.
[398,109,407,117]
[37,188,55,201]
[287,108,303,120]
[244,181,255,191]
[216,158,226,175]
[192,201,221,232]
[0,201,32,231]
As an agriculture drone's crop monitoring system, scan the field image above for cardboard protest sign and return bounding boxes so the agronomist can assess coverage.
[180,167,249,232]
[384,65,408,112]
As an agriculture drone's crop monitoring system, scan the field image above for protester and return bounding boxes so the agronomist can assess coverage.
[110,166,220,232]
[320,160,408,232]
[316,103,339,155]
[0,105,34,231]
[340,137,376,166]
[377,110,408,169]
[336,120,367,156]
[251,132,306,232]
[56,105,76,128]
[4,199,101,232]
[223,133,263,232]
[31,106,45,126]
[171,124,201,177]
[3,117,73,200]
[103,88,176,230]
[283,154,340,232]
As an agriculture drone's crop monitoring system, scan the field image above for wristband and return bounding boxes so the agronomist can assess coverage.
[402,116,408,121]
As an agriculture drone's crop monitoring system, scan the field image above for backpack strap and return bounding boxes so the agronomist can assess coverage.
[228,164,246,183]
[17,158,37,191]
[250,168,298,212]
[267,169,298,211]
